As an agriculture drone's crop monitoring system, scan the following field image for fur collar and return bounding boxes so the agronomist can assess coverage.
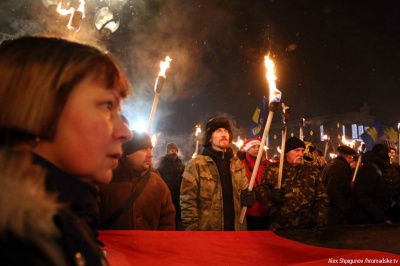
[0,149,60,240]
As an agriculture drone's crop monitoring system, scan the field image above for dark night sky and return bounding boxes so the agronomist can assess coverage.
[1,0,399,135]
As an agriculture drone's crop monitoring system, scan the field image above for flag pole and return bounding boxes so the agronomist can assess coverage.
[277,104,290,189]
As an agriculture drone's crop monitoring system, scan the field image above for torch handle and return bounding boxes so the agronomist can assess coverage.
[277,125,288,189]
[351,154,363,184]
[147,93,160,134]
[324,141,329,159]
[194,139,199,157]
[299,127,303,141]
[239,110,275,224]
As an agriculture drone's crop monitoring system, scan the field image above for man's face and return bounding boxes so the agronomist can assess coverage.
[343,154,354,165]
[127,147,153,171]
[168,148,178,155]
[210,128,230,151]
[286,148,305,166]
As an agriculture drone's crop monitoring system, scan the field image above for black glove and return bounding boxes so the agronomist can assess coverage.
[240,189,256,207]
[267,188,286,204]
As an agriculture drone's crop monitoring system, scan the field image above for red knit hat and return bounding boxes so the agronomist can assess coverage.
[243,137,261,152]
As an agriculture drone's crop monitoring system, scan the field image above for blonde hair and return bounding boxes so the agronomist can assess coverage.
[0,36,132,143]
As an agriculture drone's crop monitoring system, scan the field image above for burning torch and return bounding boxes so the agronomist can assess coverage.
[351,142,366,189]
[239,54,282,224]
[147,56,172,135]
[299,118,305,141]
[56,0,85,40]
[192,125,202,158]
[323,135,329,159]
[277,103,290,189]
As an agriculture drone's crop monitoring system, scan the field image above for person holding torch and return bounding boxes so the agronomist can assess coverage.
[255,137,328,231]
[241,138,270,230]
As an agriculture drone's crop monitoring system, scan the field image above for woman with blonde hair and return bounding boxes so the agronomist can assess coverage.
[0,36,132,265]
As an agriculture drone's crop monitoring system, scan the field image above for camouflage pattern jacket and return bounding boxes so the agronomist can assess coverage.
[256,160,328,231]
[180,154,248,231]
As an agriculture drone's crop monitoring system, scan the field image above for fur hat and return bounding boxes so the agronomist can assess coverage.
[337,145,357,155]
[284,137,305,154]
[203,116,233,147]
[243,137,261,152]
[381,139,396,151]
[122,130,152,156]
[166,142,178,153]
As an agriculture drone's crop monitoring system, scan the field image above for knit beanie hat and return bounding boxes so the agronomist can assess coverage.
[122,130,152,156]
[166,142,179,153]
[243,137,261,152]
[203,116,233,147]
[381,139,396,151]
[284,137,305,154]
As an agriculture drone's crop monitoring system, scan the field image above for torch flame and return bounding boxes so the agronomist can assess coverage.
[264,55,282,104]
[158,56,172,78]
[57,2,74,16]
[57,0,85,17]
[77,0,85,18]
[323,134,328,141]
[151,135,157,147]
[342,136,355,148]
[233,137,244,150]
[195,125,202,137]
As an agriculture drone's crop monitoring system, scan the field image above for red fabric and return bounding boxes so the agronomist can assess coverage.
[99,230,400,266]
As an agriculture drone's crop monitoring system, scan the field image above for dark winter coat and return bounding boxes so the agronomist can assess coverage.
[351,151,391,224]
[0,150,108,266]
[256,160,328,231]
[98,157,176,230]
[322,156,353,225]
[157,154,184,224]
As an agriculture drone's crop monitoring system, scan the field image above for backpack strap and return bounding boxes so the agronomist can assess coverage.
[100,170,151,229]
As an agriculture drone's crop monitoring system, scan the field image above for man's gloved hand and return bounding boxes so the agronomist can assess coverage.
[267,188,286,204]
[240,189,256,207]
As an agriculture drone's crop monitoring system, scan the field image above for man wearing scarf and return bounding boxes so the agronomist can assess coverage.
[180,116,255,230]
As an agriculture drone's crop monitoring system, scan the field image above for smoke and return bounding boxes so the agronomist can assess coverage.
[0,0,270,134]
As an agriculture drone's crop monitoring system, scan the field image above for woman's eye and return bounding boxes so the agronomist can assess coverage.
[104,102,113,109]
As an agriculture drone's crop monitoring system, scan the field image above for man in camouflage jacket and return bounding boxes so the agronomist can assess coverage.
[256,137,328,231]
[180,117,255,231]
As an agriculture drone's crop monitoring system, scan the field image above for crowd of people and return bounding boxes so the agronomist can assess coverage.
[1,36,399,265]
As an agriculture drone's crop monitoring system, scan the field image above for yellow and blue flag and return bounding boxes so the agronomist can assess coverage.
[248,96,267,138]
